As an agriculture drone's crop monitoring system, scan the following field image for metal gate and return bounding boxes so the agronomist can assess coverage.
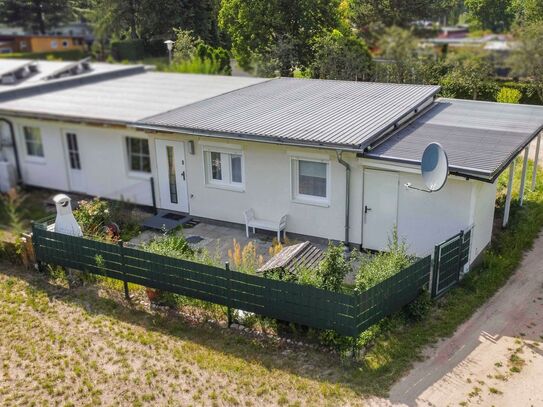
[431,228,472,298]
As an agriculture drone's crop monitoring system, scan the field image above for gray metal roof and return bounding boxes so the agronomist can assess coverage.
[0,71,267,123]
[365,98,543,181]
[136,78,440,149]
[0,59,145,100]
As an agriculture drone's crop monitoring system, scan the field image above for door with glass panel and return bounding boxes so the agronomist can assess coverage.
[63,130,86,192]
[155,139,189,212]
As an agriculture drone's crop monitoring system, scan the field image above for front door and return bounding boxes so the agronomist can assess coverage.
[362,169,399,251]
[63,131,86,192]
[155,139,189,212]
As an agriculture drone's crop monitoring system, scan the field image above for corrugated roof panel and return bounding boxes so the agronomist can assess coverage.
[137,78,440,148]
[365,99,543,180]
[0,71,268,123]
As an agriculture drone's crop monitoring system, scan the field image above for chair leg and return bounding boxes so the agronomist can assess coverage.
[253,227,256,234]
[246,225,249,238]
[277,230,280,243]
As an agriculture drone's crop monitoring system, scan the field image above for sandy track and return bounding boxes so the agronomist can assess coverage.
[369,232,543,407]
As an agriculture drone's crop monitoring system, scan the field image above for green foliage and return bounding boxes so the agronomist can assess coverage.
[464,0,515,32]
[496,87,522,103]
[404,290,433,321]
[316,242,351,292]
[167,29,231,75]
[110,39,145,61]
[355,228,414,291]
[0,189,26,235]
[310,29,373,81]
[219,0,342,76]
[377,26,418,84]
[440,52,497,100]
[511,0,543,26]
[142,232,194,260]
[0,0,71,34]
[73,198,111,238]
[508,22,543,103]
[0,50,88,61]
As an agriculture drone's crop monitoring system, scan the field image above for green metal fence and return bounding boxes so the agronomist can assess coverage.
[32,221,432,337]
[431,229,472,298]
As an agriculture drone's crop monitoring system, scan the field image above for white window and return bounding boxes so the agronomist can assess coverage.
[204,148,244,190]
[19,40,27,50]
[126,137,150,173]
[291,157,330,205]
[50,40,58,49]
[23,126,44,158]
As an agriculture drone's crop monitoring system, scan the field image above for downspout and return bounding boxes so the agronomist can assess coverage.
[0,118,22,183]
[336,151,351,247]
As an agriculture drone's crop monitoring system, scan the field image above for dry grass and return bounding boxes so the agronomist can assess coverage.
[0,263,367,406]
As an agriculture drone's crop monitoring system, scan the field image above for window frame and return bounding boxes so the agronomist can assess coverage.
[290,156,331,206]
[125,136,151,177]
[22,126,45,162]
[202,146,245,192]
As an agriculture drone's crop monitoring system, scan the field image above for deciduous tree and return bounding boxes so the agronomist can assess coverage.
[0,0,71,34]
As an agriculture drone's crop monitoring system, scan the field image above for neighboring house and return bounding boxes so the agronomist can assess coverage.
[0,34,86,54]
[0,58,542,266]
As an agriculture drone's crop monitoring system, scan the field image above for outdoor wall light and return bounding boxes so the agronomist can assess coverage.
[188,140,195,155]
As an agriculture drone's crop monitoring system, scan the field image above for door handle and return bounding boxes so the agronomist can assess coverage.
[364,205,372,214]
[181,171,185,181]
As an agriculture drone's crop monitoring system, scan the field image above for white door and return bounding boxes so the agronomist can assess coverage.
[63,131,86,192]
[362,169,399,251]
[156,139,189,212]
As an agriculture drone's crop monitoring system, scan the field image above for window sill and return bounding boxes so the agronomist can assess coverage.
[25,156,46,165]
[127,171,152,180]
[292,197,330,208]
[204,183,245,193]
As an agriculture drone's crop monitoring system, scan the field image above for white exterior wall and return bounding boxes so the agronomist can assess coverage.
[0,117,497,262]
[6,117,154,205]
[358,159,496,261]
[148,132,361,243]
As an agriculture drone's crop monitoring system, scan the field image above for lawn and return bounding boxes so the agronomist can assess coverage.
[0,263,366,406]
[0,158,542,405]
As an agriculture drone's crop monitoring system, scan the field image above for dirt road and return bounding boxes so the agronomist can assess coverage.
[370,232,543,407]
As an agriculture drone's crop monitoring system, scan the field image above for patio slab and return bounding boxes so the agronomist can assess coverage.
[129,220,329,267]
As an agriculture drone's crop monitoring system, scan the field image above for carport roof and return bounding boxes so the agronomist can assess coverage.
[365,99,543,182]
[135,78,440,149]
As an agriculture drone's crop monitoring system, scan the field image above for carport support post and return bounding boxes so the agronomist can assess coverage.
[532,133,541,191]
[520,145,530,207]
[503,161,515,228]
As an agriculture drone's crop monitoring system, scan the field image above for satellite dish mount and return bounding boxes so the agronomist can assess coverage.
[405,142,449,193]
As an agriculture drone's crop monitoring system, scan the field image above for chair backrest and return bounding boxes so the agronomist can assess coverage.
[244,208,255,223]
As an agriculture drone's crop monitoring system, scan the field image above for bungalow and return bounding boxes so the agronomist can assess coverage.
[0,58,542,267]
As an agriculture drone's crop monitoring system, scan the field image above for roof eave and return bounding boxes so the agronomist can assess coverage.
[131,123,365,152]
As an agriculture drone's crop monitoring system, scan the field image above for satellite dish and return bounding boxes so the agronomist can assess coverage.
[421,142,449,191]
[405,142,449,193]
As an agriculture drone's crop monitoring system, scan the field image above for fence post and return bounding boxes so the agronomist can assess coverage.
[118,240,130,300]
[430,244,439,299]
[457,230,464,278]
[225,262,233,327]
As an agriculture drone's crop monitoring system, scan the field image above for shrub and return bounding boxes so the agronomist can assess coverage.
[227,239,263,273]
[355,228,415,291]
[111,39,146,61]
[73,198,112,237]
[315,242,350,292]
[404,290,433,321]
[143,232,194,260]
[496,87,522,104]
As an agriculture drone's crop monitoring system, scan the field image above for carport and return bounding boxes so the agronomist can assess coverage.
[365,98,543,228]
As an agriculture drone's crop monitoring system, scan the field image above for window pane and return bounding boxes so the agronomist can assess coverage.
[166,146,178,204]
[210,152,222,180]
[141,156,151,172]
[231,154,242,183]
[131,155,140,171]
[24,127,44,157]
[141,139,149,154]
[130,138,141,154]
[298,160,327,197]
[126,137,150,173]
